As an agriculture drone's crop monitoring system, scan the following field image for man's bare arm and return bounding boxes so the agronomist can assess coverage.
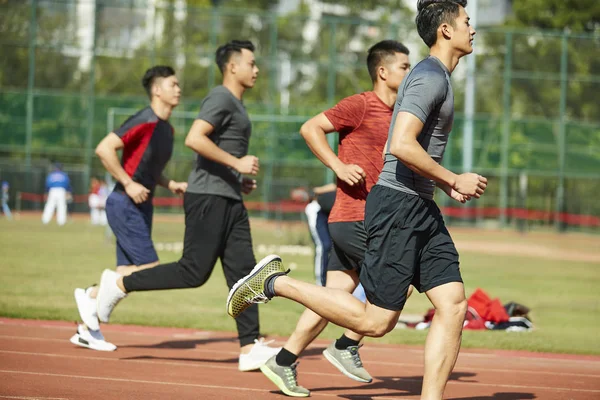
[300,113,365,186]
[184,119,259,175]
[95,133,150,203]
[389,112,486,197]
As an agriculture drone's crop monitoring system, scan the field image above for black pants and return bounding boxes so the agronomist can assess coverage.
[123,192,259,346]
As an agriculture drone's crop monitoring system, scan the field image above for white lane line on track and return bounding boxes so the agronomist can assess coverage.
[0,370,386,399]
[0,397,69,400]
[2,322,599,367]
[1,351,599,394]
[1,336,599,379]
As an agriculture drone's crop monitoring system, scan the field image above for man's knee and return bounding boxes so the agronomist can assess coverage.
[364,316,397,338]
[437,298,468,321]
[178,259,210,288]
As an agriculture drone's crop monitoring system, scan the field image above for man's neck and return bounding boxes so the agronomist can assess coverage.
[372,82,397,108]
[222,77,246,100]
[150,100,174,121]
[429,45,462,74]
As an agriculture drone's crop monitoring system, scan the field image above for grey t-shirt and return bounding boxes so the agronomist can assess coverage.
[187,85,252,200]
[378,56,454,200]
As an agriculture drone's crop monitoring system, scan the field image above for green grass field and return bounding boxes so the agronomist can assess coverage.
[1,214,599,355]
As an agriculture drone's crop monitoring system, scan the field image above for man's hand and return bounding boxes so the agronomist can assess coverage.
[124,181,150,204]
[440,184,470,203]
[235,155,259,175]
[453,173,488,198]
[168,181,188,195]
[241,177,257,194]
[333,163,366,186]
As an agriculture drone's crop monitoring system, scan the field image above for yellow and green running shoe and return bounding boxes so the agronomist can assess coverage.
[227,254,288,318]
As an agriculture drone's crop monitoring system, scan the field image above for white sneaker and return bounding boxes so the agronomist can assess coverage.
[96,269,127,323]
[238,338,282,372]
[74,287,99,331]
[69,324,116,351]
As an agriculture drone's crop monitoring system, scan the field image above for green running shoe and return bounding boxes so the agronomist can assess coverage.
[227,254,288,318]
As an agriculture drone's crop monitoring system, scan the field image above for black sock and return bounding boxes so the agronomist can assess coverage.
[264,274,279,299]
[275,347,298,366]
[335,334,360,350]
[265,270,289,299]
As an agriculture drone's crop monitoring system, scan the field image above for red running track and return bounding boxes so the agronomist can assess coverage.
[0,318,599,400]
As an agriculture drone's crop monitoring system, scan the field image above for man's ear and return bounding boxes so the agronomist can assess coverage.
[378,65,387,81]
[228,60,237,75]
[440,22,452,40]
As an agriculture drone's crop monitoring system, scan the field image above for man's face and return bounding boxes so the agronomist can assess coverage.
[231,48,259,89]
[155,75,181,107]
[450,6,476,55]
[382,52,411,91]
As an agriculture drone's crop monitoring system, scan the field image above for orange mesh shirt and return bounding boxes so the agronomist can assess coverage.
[324,92,393,223]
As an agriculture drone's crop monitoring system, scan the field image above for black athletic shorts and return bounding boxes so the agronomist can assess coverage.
[328,221,367,272]
[359,185,462,311]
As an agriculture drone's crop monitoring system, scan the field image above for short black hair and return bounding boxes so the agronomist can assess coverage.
[141,65,175,98]
[215,40,255,74]
[367,40,410,82]
[416,0,467,48]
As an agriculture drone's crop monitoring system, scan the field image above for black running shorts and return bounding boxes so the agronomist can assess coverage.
[359,185,462,311]
[328,221,368,272]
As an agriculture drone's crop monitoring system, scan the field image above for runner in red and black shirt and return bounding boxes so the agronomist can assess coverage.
[260,40,412,396]
[70,66,187,352]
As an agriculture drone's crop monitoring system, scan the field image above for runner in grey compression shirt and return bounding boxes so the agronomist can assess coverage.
[378,56,454,200]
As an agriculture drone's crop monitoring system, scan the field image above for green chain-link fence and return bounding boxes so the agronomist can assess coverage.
[1,1,598,231]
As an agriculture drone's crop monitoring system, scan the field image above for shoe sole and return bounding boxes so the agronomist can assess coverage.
[226,254,283,318]
[69,333,117,352]
[238,345,282,372]
[322,348,372,383]
[74,288,100,331]
[238,360,264,372]
[260,364,310,398]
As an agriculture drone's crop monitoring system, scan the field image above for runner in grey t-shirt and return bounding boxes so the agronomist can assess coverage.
[187,85,252,200]
[95,40,280,372]
[378,56,454,199]
[226,1,489,399]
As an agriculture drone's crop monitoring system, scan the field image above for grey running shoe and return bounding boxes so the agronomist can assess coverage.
[322,341,373,383]
[260,355,310,398]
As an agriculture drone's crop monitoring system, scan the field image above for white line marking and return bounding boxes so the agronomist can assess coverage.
[1,351,599,394]
[0,396,68,400]
[3,323,599,366]
[1,336,598,378]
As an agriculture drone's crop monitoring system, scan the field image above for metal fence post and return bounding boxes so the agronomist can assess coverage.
[325,21,337,185]
[25,0,37,167]
[499,31,512,227]
[208,7,219,89]
[556,31,568,232]
[463,0,478,174]
[83,1,99,196]
[262,15,279,219]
